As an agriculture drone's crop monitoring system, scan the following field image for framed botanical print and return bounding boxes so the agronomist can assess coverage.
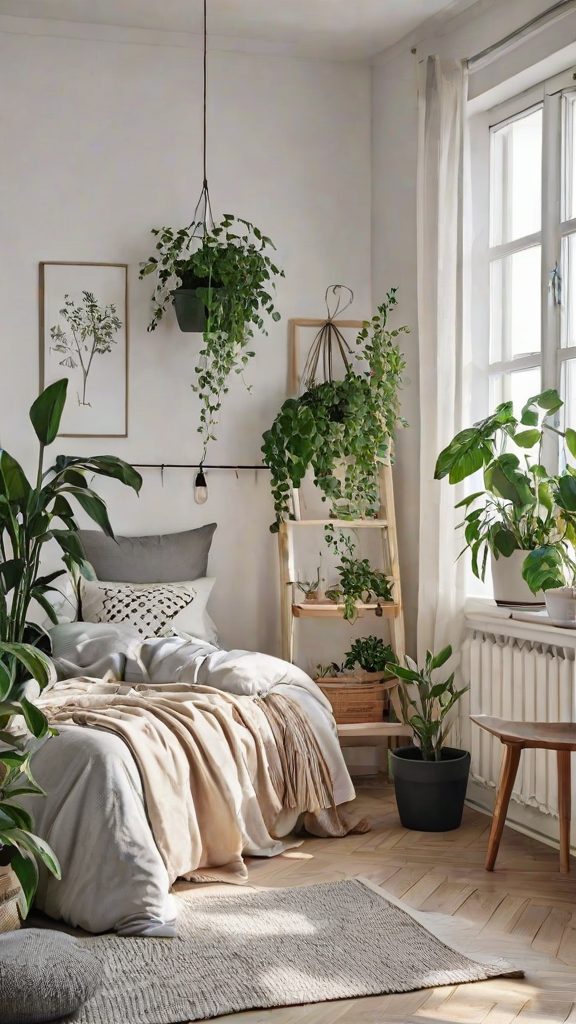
[39,262,129,437]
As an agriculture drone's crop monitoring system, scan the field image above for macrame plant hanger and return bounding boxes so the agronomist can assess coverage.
[301,284,355,390]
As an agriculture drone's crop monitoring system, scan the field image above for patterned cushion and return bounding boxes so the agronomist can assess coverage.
[0,927,102,1023]
[80,579,195,637]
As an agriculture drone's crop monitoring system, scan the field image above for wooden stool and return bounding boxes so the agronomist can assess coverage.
[471,715,576,874]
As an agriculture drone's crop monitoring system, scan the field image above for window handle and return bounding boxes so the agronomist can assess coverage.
[550,263,562,305]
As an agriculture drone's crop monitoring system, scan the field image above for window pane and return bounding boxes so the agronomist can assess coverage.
[490,365,541,417]
[562,359,576,468]
[563,92,576,221]
[490,107,542,246]
[490,245,541,362]
[562,232,576,348]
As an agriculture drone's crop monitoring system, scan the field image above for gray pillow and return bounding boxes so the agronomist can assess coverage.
[0,928,103,1023]
[78,524,217,583]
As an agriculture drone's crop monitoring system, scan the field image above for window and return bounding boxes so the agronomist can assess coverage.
[471,67,576,467]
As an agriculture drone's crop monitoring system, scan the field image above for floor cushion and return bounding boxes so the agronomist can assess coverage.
[0,928,102,1024]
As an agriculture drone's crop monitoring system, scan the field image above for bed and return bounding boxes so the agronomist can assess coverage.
[21,625,357,936]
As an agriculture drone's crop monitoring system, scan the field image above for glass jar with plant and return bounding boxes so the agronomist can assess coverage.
[0,378,142,917]
[140,215,284,459]
[390,646,470,832]
[434,388,576,606]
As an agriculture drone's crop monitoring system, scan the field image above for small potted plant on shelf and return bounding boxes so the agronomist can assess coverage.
[296,565,322,604]
[343,635,397,679]
[389,646,470,832]
[434,389,576,607]
[522,536,576,625]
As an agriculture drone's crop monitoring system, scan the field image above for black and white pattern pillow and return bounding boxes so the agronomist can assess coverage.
[80,579,195,637]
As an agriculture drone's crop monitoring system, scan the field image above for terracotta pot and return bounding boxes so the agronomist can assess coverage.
[491,549,544,608]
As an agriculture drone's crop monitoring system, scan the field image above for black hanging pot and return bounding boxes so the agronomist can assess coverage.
[390,745,470,832]
[172,288,208,333]
[172,272,222,334]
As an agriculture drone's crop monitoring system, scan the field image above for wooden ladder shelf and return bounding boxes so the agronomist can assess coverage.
[278,463,411,742]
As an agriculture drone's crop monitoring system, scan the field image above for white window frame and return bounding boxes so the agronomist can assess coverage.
[469,65,576,470]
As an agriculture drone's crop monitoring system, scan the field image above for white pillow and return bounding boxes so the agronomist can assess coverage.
[79,577,218,643]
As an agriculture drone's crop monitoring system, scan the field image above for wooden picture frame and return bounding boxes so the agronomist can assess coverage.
[39,261,129,437]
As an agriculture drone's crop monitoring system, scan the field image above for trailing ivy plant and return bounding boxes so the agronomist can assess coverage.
[140,215,284,459]
[334,556,394,623]
[0,378,141,912]
[262,289,408,533]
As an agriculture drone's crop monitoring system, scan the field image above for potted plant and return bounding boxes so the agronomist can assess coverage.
[434,389,574,606]
[140,215,284,458]
[0,378,142,921]
[343,635,397,679]
[390,646,470,832]
[263,290,407,621]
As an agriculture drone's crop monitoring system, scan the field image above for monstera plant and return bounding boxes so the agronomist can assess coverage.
[0,378,142,913]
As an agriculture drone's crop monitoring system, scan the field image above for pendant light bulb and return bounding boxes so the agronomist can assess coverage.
[194,467,208,505]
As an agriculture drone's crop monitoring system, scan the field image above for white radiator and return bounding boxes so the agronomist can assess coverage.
[462,630,576,817]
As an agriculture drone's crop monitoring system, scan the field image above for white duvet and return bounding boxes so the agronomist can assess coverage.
[22,626,355,936]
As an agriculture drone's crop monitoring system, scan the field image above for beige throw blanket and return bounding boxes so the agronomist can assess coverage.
[43,680,366,886]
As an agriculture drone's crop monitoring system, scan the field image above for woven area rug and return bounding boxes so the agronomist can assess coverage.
[66,878,522,1024]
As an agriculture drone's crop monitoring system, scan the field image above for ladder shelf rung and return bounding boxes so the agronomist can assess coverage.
[285,519,388,528]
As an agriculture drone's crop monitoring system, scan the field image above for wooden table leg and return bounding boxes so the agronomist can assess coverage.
[486,742,521,872]
[557,749,571,875]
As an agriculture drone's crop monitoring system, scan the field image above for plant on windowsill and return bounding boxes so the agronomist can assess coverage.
[434,388,576,607]
[389,646,470,832]
[139,215,284,460]
[0,379,142,922]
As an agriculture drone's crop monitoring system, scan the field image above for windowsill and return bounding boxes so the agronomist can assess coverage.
[465,596,576,648]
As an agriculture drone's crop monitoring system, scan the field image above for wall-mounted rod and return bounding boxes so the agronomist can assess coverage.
[132,463,269,470]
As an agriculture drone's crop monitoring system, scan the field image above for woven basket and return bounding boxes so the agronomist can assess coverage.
[0,865,21,933]
[316,672,389,725]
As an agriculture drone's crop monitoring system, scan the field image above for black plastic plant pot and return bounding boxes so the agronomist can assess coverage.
[390,745,471,832]
[172,288,208,333]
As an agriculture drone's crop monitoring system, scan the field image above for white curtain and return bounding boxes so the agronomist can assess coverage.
[416,56,469,662]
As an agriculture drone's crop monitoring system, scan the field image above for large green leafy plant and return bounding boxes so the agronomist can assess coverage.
[0,378,142,913]
[392,646,468,761]
[140,215,284,459]
[263,290,407,622]
[434,389,576,582]
[262,290,408,531]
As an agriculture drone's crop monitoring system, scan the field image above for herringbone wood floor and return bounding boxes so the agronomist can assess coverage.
[186,777,576,1024]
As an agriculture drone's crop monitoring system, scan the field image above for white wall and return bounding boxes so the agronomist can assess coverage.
[0,19,371,659]
[371,0,576,651]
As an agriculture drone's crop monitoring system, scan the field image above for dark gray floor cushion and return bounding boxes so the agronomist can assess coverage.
[78,523,217,583]
[0,928,103,1024]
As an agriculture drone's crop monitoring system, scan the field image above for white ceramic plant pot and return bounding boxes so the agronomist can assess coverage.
[490,549,544,608]
[545,587,576,626]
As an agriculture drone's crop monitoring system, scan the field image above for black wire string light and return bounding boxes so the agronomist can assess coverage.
[301,285,355,390]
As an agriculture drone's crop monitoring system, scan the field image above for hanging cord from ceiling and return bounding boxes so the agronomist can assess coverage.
[300,285,355,390]
[192,0,214,235]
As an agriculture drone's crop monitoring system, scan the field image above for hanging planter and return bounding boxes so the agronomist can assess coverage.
[138,0,284,459]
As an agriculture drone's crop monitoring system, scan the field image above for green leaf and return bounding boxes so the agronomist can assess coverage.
[62,486,114,538]
[50,528,86,564]
[85,456,142,494]
[0,643,51,692]
[429,645,452,671]
[493,527,518,557]
[513,428,541,449]
[556,474,576,513]
[520,406,539,426]
[0,802,34,832]
[537,389,563,413]
[9,850,38,916]
[566,428,576,460]
[0,559,25,593]
[19,697,49,739]
[0,450,31,501]
[29,378,68,445]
